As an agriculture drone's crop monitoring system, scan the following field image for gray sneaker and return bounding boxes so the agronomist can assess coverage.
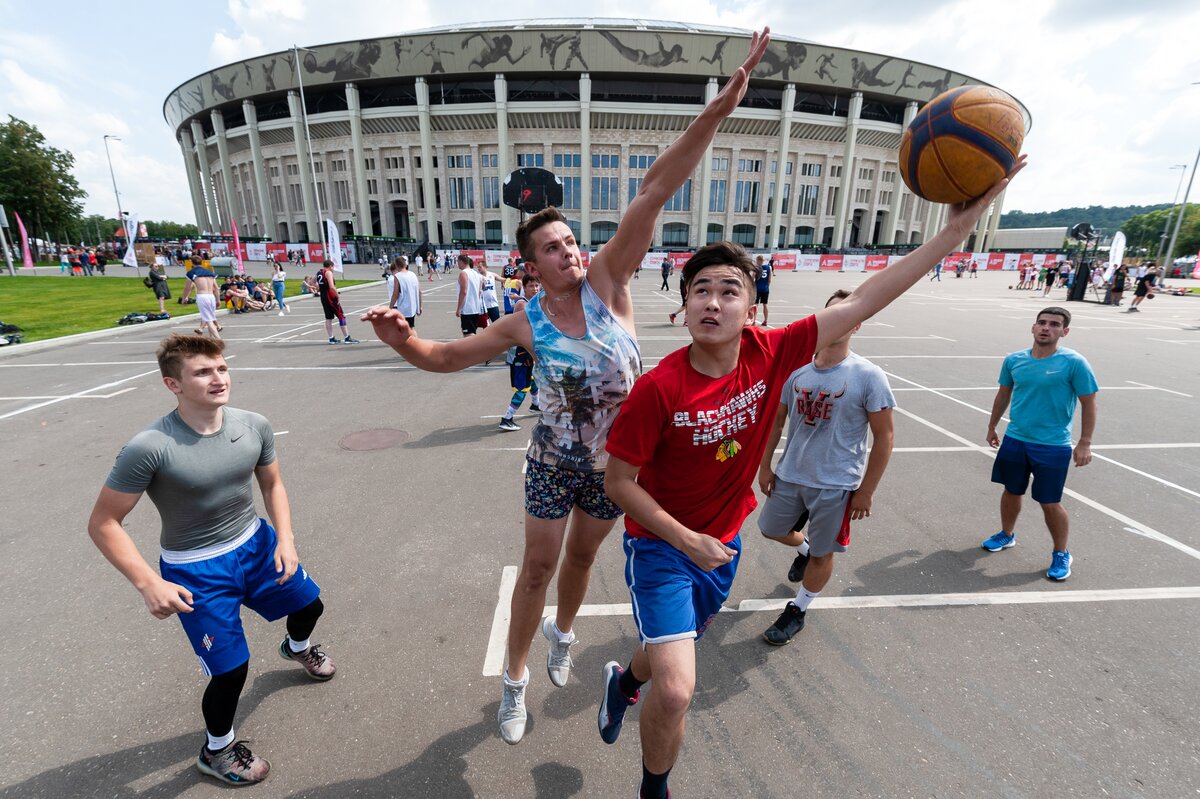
[196,740,270,785]
[542,616,576,688]
[498,678,527,744]
[279,638,337,681]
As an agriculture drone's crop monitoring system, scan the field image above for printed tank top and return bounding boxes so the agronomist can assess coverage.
[526,279,642,472]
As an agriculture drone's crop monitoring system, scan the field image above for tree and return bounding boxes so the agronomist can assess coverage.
[0,117,86,251]
[143,219,200,239]
[1119,204,1199,262]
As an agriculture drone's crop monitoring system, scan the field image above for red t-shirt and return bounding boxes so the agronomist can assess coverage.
[606,316,819,544]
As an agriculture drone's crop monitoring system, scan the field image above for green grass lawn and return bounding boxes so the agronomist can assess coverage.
[0,276,370,343]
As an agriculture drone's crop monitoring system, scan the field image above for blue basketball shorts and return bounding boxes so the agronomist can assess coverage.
[159,519,321,676]
[991,435,1072,504]
[624,532,741,645]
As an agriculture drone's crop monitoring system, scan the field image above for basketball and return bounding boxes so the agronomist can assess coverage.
[899,85,1024,204]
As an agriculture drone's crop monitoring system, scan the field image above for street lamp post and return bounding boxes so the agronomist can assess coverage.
[1155,164,1188,266]
[102,135,124,222]
[1163,144,1200,280]
[292,45,328,254]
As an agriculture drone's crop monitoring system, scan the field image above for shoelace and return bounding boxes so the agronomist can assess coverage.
[549,637,575,668]
[226,741,256,770]
[502,683,525,715]
[301,645,327,668]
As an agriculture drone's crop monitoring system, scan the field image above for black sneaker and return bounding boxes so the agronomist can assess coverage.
[763,602,806,646]
[787,551,810,583]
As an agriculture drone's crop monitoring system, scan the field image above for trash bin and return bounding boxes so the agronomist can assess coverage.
[210,257,235,278]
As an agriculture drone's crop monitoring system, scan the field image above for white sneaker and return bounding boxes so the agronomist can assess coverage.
[278,311,286,316]
[542,616,576,688]
[498,676,527,744]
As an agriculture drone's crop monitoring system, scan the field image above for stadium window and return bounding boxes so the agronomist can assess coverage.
[709,179,727,213]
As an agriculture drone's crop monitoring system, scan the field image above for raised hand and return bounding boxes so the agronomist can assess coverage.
[361,306,413,350]
[708,27,771,118]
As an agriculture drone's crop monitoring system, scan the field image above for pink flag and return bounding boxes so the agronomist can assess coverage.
[232,220,245,274]
[14,212,33,269]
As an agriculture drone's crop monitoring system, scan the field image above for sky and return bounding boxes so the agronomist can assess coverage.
[1,0,1198,228]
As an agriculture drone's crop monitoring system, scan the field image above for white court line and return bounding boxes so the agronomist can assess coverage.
[1126,380,1192,398]
[0,361,157,367]
[0,369,159,420]
[0,386,140,401]
[482,566,519,676]
[852,335,956,340]
[891,385,1165,393]
[863,355,998,359]
[1149,338,1200,345]
[487,586,1200,666]
[1090,454,1200,500]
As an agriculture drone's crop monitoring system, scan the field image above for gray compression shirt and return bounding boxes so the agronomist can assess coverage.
[105,407,276,551]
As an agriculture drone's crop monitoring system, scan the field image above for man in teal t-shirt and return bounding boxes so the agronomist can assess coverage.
[983,306,1098,581]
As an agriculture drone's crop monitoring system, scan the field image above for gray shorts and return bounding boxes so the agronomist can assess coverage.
[758,479,852,557]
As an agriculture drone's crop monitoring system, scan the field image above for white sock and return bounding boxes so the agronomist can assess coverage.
[504,407,516,420]
[503,667,530,687]
[531,392,540,406]
[550,620,575,642]
[207,729,235,752]
[288,636,310,653]
[793,587,820,612]
[796,540,810,557]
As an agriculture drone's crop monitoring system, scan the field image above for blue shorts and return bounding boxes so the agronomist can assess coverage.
[624,532,741,645]
[991,435,1072,504]
[159,519,321,676]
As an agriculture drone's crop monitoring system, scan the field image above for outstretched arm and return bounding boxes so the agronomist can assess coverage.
[362,306,529,371]
[813,158,1025,352]
[588,27,771,307]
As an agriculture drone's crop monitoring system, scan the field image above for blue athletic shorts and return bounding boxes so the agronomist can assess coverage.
[624,532,741,645]
[991,435,1072,504]
[159,519,321,676]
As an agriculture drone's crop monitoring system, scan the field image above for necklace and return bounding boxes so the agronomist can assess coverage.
[543,285,581,317]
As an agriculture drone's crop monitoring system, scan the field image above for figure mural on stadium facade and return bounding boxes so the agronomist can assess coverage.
[850,57,895,89]
[919,70,953,96]
[898,64,917,91]
[303,40,381,81]
[262,58,278,92]
[752,41,807,80]
[699,36,731,72]
[815,52,837,82]
[463,32,531,70]
[211,70,239,101]
[419,40,454,74]
[540,32,588,70]
[393,37,416,70]
[599,31,688,68]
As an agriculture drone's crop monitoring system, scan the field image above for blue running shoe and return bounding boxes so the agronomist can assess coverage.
[598,661,638,744]
[982,531,1016,552]
[1047,550,1072,581]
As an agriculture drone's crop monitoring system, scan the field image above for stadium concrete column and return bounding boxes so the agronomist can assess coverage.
[242,100,275,238]
[983,188,1006,251]
[882,101,918,245]
[287,91,321,242]
[345,83,372,238]
[832,91,863,250]
[768,84,796,250]
[696,78,719,249]
[414,79,437,243]
[178,128,210,232]
[493,74,513,245]
[579,73,591,246]
[210,110,237,230]
[190,120,219,233]
[969,200,989,250]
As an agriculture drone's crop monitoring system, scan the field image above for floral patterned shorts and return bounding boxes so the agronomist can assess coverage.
[524,458,623,521]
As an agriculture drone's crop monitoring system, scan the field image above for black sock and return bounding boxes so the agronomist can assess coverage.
[619,662,646,699]
[641,763,671,799]
[286,597,324,643]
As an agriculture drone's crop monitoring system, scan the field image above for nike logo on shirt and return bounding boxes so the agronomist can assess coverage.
[231,434,244,442]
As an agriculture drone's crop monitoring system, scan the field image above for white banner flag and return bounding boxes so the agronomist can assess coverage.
[324,219,343,272]
[122,214,139,269]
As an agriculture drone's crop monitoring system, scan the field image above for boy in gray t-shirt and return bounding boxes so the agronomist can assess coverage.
[756,290,896,645]
[87,335,336,787]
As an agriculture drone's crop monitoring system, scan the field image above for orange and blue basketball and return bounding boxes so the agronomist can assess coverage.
[899,85,1024,204]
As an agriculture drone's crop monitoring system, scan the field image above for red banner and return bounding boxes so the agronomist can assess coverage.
[307,243,325,262]
[667,251,694,269]
[987,252,1006,270]
[945,251,970,271]
[865,255,889,271]
[772,253,796,271]
[1017,253,1034,269]
[265,242,287,260]
[819,254,843,271]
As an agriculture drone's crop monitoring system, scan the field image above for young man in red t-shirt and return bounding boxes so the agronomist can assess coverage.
[597,156,1022,799]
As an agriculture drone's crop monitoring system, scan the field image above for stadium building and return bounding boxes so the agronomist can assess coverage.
[164,19,1027,254]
